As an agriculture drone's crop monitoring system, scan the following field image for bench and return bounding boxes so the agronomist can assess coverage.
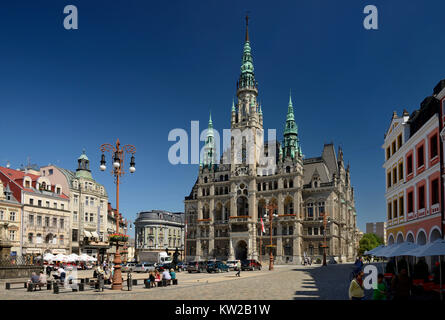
[52,280,85,294]
[5,281,27,290]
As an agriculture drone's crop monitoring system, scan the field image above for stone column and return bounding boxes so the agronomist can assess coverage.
[196,239,202,260]
[228,237,235,260]
[292,223,301,264]
[197,201,203,220]
[278,193,284,215]
[276,235,283,264]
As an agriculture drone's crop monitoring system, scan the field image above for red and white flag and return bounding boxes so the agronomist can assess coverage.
[260,217,265,234]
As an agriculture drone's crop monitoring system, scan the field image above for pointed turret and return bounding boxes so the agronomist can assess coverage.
[203,113,215,168]
[283,91,300,160]
[237,15,257,93]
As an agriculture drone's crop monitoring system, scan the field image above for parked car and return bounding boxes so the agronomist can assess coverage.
[122,262,137,272]
[187,261,207,273]
[156,262,174,272]
[226,260,241,271]
[207,261,229,273]
[241,259,262,271]
[176,262,186,272]
[133,262,155,273]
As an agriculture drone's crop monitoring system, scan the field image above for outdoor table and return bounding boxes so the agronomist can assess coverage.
[412,279,424,286]
[421,282,436,292]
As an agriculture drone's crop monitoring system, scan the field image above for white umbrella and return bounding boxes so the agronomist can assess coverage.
[365,245,385,256]
[386,242,419,258]
[43,253,55,261]
[79,254,89,262]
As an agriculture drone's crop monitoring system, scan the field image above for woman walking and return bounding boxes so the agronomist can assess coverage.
[349,270,365,300]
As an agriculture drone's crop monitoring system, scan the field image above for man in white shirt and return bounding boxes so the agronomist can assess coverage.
[162,269,171,285]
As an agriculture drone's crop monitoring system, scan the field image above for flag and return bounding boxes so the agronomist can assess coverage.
[260,217,265,234]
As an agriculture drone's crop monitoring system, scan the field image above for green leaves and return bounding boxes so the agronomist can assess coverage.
[358,233,384,256]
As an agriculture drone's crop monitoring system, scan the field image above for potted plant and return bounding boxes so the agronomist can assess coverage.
[109,233,129,243]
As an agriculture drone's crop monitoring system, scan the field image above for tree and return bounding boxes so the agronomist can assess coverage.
[358,233,383,256]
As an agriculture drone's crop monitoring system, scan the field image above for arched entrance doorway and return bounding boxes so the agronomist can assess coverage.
[417,230,427,245]
[235,240,248,260]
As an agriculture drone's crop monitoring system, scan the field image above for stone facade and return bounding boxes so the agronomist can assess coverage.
[134,210,184,261]
[0,181,22,258]
[184,19,358,264]
[40,150,110,259]
[0,166,71,256]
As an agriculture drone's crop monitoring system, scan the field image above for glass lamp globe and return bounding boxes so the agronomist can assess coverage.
[100,164,106,171]
[129,166,136,173]
[113,161,120,168]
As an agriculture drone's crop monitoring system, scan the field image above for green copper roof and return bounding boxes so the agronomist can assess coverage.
[78,149,89,161]
[75,169,93,180]
[283,91,300,159]
[238,17,256,90]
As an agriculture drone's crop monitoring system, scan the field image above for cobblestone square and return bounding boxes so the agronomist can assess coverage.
[0,263,372,300]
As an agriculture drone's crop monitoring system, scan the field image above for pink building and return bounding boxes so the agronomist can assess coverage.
[383,80,445,246]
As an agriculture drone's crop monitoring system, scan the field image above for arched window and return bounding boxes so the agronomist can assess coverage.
[286,166,291,173]
[220,175,224,181]
[257,183,261,191]
[284,179,288,188]
[274,181,278,189]
[284,197,294,214]
[237,197,249,216]
[204,177,208,183]
[289,180,294,188]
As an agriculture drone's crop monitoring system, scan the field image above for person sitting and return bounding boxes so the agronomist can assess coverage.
[170,268,176,281]
[391,268,411,300]
[162,269,171,285]
[149,272,156,288]
[39,272,47,287]
[155,270,161,285]
[57,266,66,283]
[29,272,40,289]
[413,258,429,282]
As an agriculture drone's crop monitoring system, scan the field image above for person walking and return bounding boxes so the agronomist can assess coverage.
[235,260,241,277]
[349,270,365,300]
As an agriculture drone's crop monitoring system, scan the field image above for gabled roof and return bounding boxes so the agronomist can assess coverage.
[0,166,69,200]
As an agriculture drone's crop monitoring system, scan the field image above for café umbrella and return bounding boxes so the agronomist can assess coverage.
[410,239,445,301]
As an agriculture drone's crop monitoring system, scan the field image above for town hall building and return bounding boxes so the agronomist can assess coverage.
[184,18,359,264]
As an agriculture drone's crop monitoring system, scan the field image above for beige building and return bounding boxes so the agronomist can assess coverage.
[184,20,359,264]
[40,150,110,259]
[0,180,22,258]
[365,222,386,244]
[0,166,71,256]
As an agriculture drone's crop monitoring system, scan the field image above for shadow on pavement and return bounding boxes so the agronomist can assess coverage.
[292,264,373,300]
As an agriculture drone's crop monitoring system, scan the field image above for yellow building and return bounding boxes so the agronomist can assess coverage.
[0,180,22,258]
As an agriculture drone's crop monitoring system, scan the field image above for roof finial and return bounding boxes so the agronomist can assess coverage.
[289,89,293,106]
[245,14,249,42]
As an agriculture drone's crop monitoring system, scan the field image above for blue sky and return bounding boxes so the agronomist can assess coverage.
[1,0,445,234]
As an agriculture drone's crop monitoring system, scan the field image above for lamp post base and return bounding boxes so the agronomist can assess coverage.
[269,253,274,271]
[111,245,123,290]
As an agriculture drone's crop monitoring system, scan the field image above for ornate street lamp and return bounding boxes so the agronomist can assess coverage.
[99,139,136,290]
[264,202,278,271]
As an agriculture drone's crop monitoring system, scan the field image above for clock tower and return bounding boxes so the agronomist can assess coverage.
[231,15,264,176]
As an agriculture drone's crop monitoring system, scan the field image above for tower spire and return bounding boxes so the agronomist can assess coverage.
[245,14,249,42]
[283,91,299,159]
